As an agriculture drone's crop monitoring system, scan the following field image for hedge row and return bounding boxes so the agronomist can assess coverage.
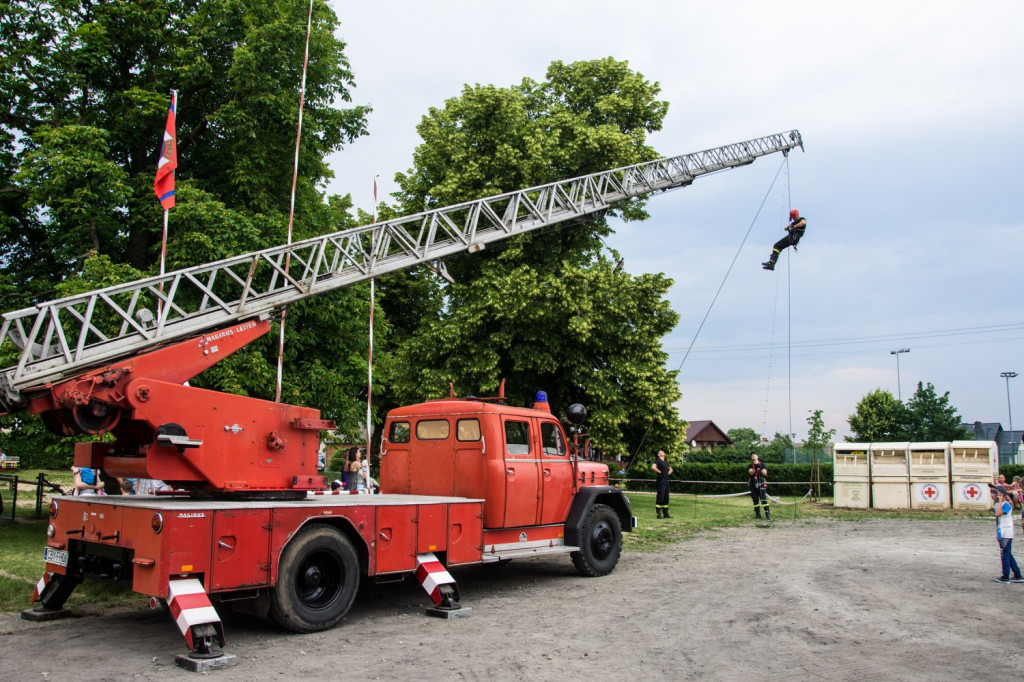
[999,465,1024,482]
[619,462,834,496]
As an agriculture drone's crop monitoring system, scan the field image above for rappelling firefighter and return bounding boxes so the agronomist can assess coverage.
[748,452,771,521]
[762,209,806,270]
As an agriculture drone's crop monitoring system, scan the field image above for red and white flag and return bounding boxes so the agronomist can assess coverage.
[153,96,177,210]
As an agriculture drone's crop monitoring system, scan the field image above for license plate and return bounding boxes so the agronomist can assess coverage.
[44,547,68,567]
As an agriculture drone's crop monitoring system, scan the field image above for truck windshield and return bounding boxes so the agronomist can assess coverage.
[541,423,565,456]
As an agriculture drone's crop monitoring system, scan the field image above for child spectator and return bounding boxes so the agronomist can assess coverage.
[991,484,1024,584]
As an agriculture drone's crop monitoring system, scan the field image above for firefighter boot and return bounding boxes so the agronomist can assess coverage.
[754,505,762,520]
[663,508,672,519]
[764,507,772,522]
[656,507,663,519]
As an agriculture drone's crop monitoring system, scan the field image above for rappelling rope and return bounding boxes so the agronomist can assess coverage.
[625,157,790,471]
[761,252,783,432]
[784,152,793,442]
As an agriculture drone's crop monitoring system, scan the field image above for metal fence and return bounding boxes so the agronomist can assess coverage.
[0,472,74,521]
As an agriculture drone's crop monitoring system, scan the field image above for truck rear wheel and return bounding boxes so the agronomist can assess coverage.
[270,525,359,633]
[571,503,622,577]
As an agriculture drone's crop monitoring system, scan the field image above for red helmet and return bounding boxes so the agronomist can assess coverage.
[789,209,799,218]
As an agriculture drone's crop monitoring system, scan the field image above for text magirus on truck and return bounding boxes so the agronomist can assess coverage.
[4,132,802,663]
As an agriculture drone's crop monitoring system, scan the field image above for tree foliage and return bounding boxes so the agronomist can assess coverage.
[2,0,368,287]
[847,384,969,442]
[903,382,971,441]
[379,58,683,464]
[805,409,836,451]
[688,428,790,464]
[1,9,700,468]
[847,389,905,442]
[0,0,376,446]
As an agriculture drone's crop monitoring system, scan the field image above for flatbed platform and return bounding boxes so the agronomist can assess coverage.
[52,492,483,510]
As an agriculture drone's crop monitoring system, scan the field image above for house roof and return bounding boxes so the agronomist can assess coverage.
[685,420,733,445]
[960,422,1002,441]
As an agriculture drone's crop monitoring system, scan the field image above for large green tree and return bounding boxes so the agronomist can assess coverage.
[2,0,368,287]
[379,58,684,464]
[903,382,970,441]
[0,0,377,455]
[848,389,906,442]
[847,384,969,442]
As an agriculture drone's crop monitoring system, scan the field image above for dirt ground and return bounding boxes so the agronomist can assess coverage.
[2,517,1022,681]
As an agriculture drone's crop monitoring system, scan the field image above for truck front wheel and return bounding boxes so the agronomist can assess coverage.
[570,503,622,577]
[270,525,360,633]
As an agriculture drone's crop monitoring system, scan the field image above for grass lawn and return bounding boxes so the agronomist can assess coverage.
[0,518,143,614]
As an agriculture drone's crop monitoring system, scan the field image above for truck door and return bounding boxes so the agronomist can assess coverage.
[503,418,541,527]
[538,420,573,525]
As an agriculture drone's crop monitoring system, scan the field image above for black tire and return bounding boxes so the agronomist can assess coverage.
[570,503,622,577]
[269,525,360,633]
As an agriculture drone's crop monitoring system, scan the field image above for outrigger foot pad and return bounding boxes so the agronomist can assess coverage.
[175,653,238,672]
[425,604,474,619]
[20,606,72,622]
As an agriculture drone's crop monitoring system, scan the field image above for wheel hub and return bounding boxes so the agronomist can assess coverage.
[302,565,323,589]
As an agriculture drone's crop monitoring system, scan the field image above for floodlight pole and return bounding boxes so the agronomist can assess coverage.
[1002,371,1018,464]
[891,348,910,401]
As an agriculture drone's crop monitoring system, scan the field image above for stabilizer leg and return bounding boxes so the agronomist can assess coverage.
[22,571,80,622]
[416,553,472,619]
[165,578,237,672]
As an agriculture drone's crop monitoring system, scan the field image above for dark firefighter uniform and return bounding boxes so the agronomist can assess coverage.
[762,210,806,271]
[653,454,672,519]
[749,459,771,521]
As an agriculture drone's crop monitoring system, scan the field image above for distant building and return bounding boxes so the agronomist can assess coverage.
[684,420,733,453]
[960,421,1022,465]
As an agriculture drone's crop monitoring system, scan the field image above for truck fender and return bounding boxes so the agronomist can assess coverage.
[564,486,635,548]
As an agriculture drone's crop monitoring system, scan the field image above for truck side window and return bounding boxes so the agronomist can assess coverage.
[390,421,410,443]
[505,421,530,455]
[541,422,566,456]
[456,419,481,442]
[416,419,450,440]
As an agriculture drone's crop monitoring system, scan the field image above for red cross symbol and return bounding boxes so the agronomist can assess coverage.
[964,484,982,500]
[923,484,938,500]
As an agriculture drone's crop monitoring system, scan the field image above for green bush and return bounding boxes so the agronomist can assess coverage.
[1000,466,1024,482]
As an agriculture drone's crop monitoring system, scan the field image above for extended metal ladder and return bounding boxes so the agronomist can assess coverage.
[0,131,802,408]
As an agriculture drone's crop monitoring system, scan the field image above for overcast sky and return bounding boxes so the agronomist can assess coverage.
[322,0,1024,441]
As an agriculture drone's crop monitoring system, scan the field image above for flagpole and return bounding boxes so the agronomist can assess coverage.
[155,89,178,320]
[159,207,168,318]
[366,176,379,481]
[276,0,315,403]
[159,91,176,285]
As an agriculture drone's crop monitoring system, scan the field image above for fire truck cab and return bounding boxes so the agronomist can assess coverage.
[380,390,633,575]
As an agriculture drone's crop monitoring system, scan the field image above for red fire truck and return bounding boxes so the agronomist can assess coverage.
[5,132,802,665]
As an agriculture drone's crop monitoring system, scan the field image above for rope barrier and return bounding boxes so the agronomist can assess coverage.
[622,488,810,506]
[614,478,827,507]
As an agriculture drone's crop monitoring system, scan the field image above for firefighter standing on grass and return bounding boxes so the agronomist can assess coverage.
[748,452,771,521]
[652,450,673,519]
